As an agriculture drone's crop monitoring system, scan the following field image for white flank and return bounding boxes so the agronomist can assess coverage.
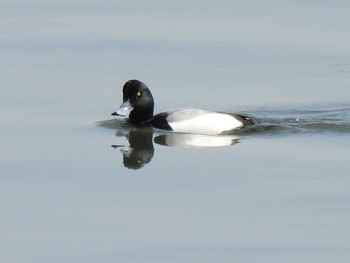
[168,112,243,135]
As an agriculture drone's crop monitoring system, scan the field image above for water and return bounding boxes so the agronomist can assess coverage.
[1,1,350,262]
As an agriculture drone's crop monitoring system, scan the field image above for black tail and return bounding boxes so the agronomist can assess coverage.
[234,114,258,126]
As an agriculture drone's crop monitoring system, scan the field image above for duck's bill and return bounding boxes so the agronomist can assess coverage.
[111,99,133,116]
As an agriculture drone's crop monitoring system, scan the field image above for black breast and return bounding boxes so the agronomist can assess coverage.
[146,112,173,130]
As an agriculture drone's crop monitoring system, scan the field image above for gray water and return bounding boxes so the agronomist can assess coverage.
[1,1,350,262]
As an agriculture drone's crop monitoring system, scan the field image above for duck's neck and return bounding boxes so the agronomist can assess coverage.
[129,107,154,123]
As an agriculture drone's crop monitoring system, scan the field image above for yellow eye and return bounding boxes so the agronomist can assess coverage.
[136,91,141,97]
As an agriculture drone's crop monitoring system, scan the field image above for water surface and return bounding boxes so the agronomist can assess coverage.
[1,1,350,262]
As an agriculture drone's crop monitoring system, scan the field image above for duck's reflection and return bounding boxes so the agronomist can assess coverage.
[112,127,154,170]
[154,133,238,148]
[110,124,238,170]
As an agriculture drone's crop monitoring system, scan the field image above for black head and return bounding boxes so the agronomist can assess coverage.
[112,80,154,123]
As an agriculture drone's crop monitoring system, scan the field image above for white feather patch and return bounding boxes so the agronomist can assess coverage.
[168,111,243,135]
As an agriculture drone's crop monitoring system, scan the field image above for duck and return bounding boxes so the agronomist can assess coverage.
[111,79,256,135]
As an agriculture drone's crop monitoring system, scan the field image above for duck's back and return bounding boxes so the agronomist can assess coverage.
[149,108,255,135]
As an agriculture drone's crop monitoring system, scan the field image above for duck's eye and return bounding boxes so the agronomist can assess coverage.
[136,91,141,97]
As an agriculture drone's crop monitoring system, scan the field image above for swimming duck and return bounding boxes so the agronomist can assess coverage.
[112,80,256,135]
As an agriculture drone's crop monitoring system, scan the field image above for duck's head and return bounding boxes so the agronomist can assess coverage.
[112,80,154,122]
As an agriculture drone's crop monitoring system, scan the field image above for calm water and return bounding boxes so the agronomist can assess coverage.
[1,1,350,262]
